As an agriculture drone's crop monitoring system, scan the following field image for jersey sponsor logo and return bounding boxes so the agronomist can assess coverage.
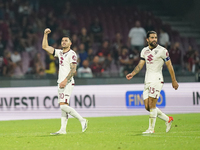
[147,54,153,64]
[125,90,166,108]
[59,56,64,66]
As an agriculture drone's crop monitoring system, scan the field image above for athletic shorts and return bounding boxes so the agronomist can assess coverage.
[143,82,164,100]
[57,81,75,104]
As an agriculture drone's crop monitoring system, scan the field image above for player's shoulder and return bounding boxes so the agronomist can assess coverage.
[69,49,77,55]
[157,45,167,51]
[55,48,62,51]
[141,46,149,52]
[54,48,62,53]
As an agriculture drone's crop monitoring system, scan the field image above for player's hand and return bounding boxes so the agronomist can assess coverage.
[126,73,133,80]
[59,79,68,88]
[172,80,179,90]
[44,28,51,34]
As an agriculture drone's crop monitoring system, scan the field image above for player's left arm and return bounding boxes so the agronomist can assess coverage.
[165,60,179,90]
[59,63,77,88]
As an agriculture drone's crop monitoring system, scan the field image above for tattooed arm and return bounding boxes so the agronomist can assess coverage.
[59,63,77,88]
[126,59,145,80]
[66,63,77,80]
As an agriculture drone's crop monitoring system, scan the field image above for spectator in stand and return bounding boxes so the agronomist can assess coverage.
[2,51,15,77]
[128,20,146,52]
[144,19,155,32]
[77,59,93,78]
[193,50,200,73]
[119,47,134,77]
[96,40,112,70]
[45,42,58,77]
[90,56,103,77]
[184,45,195,72]
[159,28,170,49]
[89,17,103,44]
[79,27,91,51]
[32,52,45,78]
[45,52,57,77]
[112,32,124,65]
[11,50,23,77]
[169,42,182,72]
[71,33,80,48]
[87,47,95,66]
[78,43,88,67]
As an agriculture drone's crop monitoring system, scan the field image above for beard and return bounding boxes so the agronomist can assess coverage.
[149,41,157,48]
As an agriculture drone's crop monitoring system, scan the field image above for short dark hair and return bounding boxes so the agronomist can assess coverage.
[146,31,157,38]
[62,35,72,42]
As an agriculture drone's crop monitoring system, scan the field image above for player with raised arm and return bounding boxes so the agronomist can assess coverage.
[42,28,88,135]
[126,31,179,134]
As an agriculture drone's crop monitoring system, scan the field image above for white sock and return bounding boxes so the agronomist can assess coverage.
[60,105,84,122]
[149,108,157,130]
[156,107,169,122]
[60,111,68,131]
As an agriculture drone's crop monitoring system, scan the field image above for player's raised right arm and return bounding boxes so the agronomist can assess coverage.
[42,28,54,54]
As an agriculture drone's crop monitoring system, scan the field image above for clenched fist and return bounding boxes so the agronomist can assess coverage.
[44,28,51,34]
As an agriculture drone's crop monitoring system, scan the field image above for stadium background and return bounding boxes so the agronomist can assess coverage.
[0,1,200,150]
[0,0,200,87]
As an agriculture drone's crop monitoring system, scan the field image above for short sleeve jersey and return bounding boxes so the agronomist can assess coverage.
[54,49,77,83]
[140,45,170,83]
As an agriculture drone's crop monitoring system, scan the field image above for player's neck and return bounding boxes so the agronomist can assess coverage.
[148,44,158,50]
[149,46,154,50]
[63,47,70,53]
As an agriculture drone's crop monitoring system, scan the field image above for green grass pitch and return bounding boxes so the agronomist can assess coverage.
[0,113,200,150]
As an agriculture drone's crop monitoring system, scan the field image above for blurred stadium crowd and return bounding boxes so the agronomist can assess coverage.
[0,0,200,78]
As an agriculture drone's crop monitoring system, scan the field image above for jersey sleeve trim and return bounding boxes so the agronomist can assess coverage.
[72,62,77,64]
[140,57,145,61]
[163,56,170,62]
[53,49,55,56]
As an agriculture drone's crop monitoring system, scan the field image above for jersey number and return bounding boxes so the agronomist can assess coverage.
[59,93,64,99]
[149,87,155,94]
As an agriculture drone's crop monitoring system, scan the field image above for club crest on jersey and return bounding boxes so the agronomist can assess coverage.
[154,50,158,55]
[59,56,64,66]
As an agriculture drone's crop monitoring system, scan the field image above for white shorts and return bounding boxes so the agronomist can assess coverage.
[143,82,164,100]
[57,82,75,104]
